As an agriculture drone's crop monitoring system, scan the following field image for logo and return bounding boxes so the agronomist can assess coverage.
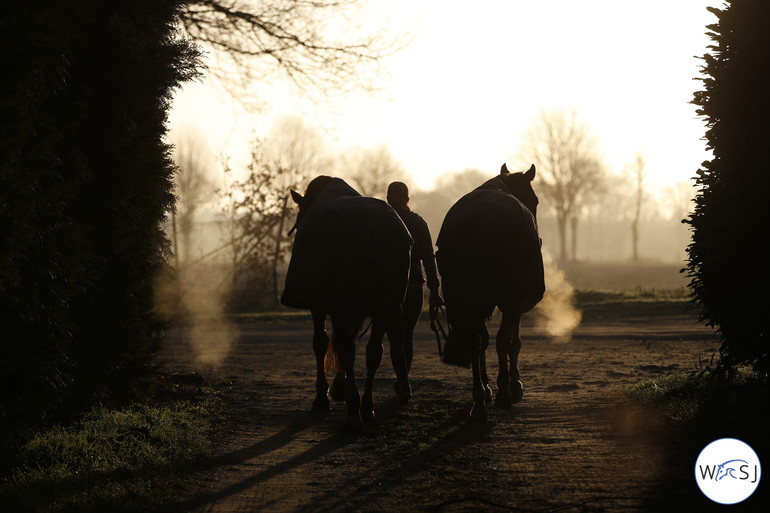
[695,438,761,505]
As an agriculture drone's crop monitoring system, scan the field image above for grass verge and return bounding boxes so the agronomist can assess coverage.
[574,288,693,321]
[0,374,222,513]
[626,369,769,508]
[627,367,769,456]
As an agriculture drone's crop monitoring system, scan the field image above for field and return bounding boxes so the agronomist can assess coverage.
[154,294,766,513]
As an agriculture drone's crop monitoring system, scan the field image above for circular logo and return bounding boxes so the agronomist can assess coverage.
[695,438,761,504]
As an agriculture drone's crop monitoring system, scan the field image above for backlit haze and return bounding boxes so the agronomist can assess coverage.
[170,0,720,191]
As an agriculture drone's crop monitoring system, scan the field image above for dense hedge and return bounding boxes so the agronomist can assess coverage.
[687,0,770,377]
[0,1,199,450]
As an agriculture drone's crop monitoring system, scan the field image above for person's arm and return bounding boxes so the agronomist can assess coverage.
[415,217,442,303]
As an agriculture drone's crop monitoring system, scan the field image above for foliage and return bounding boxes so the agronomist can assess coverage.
[220,145,292,310]
[0,387,220,513]
[686,0,770,377]
[0,1,200,449]
[627,368,769,454]
[218,120,331,310]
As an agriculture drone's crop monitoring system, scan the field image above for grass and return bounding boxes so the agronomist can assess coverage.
[627,367,768,422]
[223,288,695,325]
[626,367,769,477]
[573,288,693,321]
[0,377,222,513]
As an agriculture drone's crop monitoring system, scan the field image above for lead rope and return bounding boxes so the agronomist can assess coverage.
[429,303,448,358]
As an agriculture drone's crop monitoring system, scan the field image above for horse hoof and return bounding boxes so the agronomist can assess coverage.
[512,380,523,404]
[470,403,488,424]
[361,409,375,424]
[361,397,375,423]
[495,389,512,409]
[330,376,346,402]
[394,380,412,402]
[311,395,331,413]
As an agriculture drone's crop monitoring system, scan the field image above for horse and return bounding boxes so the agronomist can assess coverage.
[435,163,545,422]
[281,176,413,433]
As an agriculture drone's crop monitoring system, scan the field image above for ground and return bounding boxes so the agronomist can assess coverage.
[156,311,762,513]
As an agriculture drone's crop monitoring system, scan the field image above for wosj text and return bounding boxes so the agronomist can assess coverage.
[699,460,759,483]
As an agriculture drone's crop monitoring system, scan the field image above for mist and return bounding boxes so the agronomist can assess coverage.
[533,252,582,343]
[155,257,238,369]
[179,266,238,368]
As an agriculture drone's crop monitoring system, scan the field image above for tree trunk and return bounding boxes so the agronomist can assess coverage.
[273,194,289,306]
[569,216,578,261]
[557,215,568,262]
[631,219,639,261]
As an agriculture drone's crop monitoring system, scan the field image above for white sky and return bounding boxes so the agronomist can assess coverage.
[170,0,721,191]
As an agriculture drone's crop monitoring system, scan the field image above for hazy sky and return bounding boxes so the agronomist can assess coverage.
[170,0,721,191]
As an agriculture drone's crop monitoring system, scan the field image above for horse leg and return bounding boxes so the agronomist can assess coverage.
[469,324,488,423]
[332,315,363,434]
[509,310,524,404]
[361,322,385,423]
[480,322,493,404]
[494,313,516,409]
[311,309,331,413]
[388,321,411,401]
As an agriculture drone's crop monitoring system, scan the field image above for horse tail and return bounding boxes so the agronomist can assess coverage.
[441,327,472,368]
[324,333,343,374]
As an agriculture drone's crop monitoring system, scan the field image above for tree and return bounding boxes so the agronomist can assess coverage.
[219,141,291,310]
[519,108,606,261]
[171,127,217,265]
[411,168,488,238]
[686,0,770,377]
[0,0,200,446]
[177,0,408,106]
[261,116,331,303]
[338,143,410,198]
[624,151,646,261]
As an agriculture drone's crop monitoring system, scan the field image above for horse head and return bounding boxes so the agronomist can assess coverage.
[287,175,334,235]
[498,163,538,219]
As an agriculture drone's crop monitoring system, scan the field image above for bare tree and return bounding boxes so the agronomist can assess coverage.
[171,127,217,265]
[338,143,409,198]
[262,115,332,303]
[219,141,289,309]
[624,151,646,261]
[264,115,332,189]
[663,181,696,222]
[519,108,606,261]
[177,1,409,105]
[410,168,487,237]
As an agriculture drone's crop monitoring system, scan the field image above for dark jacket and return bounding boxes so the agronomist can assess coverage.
[394,207,440,292]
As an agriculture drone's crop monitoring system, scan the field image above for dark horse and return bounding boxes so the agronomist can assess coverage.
[281,176,413,433]
[436,164,545,422]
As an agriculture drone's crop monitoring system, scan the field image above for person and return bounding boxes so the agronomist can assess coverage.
[386,181,442,371]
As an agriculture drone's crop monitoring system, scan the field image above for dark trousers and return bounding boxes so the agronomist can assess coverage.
[402,285,424,371]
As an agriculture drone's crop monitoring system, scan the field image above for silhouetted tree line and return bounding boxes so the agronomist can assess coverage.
[0,1,199,450]
[686,0,770,378]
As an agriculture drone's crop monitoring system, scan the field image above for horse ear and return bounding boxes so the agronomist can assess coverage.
[500,163,509,175]
[524,164,536,181]
[290,189,304,205]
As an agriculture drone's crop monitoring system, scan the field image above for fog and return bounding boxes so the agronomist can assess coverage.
[534,252,582,343]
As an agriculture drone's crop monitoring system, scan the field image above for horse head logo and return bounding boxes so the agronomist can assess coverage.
[716,460,749,481]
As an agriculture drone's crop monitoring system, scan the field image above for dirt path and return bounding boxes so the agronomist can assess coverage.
[159,314,722,512]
